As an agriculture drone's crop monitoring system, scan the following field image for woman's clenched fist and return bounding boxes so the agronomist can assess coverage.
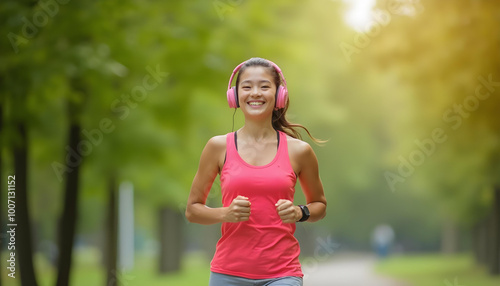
[224,195,251,223]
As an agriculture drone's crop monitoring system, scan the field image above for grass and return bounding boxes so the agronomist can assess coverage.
[2,249,211,286]
[68,251,211,286]
[375,253,500,286]
[6,250,500,286]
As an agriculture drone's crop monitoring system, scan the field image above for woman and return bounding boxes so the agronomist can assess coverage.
[186,57,327,286]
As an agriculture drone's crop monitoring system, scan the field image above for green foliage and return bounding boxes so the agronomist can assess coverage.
[366,0,500,225]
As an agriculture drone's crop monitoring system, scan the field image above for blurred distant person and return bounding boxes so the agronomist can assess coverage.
[371,224,395,259]
[185,57,327,286]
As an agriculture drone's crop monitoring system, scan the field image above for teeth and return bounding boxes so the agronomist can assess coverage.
[249,102,264,106]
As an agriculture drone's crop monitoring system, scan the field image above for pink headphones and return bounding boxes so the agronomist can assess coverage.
[226,59,289,109]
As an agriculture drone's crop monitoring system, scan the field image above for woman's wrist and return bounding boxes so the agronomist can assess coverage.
[219,206,228,223]
[295,205,303,222]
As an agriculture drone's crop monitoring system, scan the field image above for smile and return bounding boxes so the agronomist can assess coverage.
[248,101,265,106]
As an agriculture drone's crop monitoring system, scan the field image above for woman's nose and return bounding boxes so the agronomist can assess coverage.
[250,86,262,95]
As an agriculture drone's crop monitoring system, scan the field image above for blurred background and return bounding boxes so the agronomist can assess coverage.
[1,0,499,285]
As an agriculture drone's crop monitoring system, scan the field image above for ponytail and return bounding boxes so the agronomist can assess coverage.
[272,101,324,144]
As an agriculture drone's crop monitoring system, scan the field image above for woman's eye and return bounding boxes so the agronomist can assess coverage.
[242,86,250,89]
[262,85,270,89]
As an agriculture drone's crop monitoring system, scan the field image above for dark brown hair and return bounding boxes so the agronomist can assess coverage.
[235,57,323,144]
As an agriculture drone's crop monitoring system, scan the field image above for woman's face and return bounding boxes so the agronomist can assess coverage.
[237,66,277,119]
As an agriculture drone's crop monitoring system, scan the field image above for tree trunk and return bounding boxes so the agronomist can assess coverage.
[474,216,490,266]
[159,207,183,273]
[0,101,3,286]
[201,225,220,261]
[56,123,82,286]
[105,175,119,286]
[440,219,458,254]
[490,186,500,275]
[14,123,39,286]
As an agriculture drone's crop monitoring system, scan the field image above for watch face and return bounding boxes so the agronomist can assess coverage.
[299,205,310,222]
[303,205,310,216]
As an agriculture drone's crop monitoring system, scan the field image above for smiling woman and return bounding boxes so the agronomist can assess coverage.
[230,58,321,142]
[185,57,327,285]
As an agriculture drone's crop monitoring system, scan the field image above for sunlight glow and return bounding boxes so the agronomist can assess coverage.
[343,0,376,32]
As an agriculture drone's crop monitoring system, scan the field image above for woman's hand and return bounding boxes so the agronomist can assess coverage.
[276,199,301,223]
[224,195,251,223]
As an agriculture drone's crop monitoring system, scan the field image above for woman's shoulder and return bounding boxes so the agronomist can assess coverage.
[205,134,228,150]
[284,134,314,157]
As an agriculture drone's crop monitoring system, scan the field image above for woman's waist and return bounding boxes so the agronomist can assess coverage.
[220,220,296,244]
[218,225,298,252]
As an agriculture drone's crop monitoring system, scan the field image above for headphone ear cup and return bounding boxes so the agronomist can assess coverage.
[227,87,239,108]
[275,86,288,109]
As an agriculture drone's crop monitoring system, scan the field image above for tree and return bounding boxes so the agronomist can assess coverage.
[368,0,500,273]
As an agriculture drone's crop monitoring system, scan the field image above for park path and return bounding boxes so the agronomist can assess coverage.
[302,254,411,286]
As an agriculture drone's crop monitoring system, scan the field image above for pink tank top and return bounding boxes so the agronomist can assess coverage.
[210,131,303,279]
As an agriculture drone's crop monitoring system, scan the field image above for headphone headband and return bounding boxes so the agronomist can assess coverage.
[227,59,287,91]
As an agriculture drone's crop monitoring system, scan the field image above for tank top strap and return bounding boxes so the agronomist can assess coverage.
[277,131,298,178]
[225,132,237,159]
[276,131,288,159]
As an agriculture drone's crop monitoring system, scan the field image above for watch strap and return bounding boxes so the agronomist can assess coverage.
[298,205,310,222]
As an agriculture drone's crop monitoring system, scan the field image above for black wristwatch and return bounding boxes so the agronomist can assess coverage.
[297,205,310,222]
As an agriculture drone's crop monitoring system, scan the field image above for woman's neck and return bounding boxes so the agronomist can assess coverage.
[239,120,276,141]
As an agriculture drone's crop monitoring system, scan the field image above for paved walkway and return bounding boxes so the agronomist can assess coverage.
[302,254,410,286]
